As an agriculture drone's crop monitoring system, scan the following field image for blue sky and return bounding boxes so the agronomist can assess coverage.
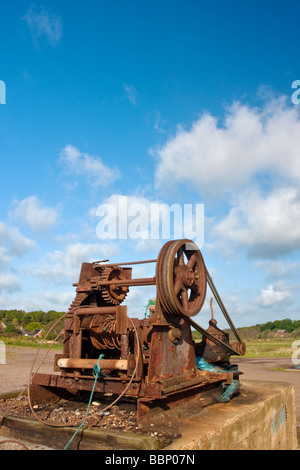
[1,1,300,329]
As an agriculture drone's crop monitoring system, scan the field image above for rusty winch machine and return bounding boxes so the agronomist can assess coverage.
[31,239,245,420]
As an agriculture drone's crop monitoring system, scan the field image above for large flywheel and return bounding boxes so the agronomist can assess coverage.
[156,239,207,317]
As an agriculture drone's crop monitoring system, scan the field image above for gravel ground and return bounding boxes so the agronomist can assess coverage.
[0,346,299,449]
[1,346,299,420]
[0,346,179,449]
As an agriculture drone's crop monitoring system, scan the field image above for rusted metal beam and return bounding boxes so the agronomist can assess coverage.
[206,268,242,343]
[93,259,157,267]
[74,307,117,315]
[180,314,241,356]
[97,277,156,287]
[56,358,128,370]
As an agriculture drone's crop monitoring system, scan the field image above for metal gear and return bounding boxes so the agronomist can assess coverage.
[99,266,129,305]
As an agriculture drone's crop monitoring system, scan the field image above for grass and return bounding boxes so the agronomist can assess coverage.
[0,336,63,350]
[1,336,298,358]
[242,341,296,358]
[192,332,298,358]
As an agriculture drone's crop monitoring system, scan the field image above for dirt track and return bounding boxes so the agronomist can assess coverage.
[0,346,57,395]
[1,347,300,425]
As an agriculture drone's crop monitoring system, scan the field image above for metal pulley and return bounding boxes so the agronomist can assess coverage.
[155,239,245,357]
[156,239,207,318]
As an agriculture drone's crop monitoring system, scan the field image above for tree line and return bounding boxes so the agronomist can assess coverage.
[1,309,299,341]
[225,318,300,341]
[0,309,65,337]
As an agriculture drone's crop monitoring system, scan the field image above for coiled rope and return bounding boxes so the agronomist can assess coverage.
[0,308,141,450]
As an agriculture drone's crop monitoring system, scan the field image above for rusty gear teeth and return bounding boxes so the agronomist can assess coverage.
[99,267,128,305]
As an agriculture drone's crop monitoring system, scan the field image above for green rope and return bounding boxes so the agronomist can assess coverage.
[63,354,104,450]
[196,356,240,402]
[216,379,240,403]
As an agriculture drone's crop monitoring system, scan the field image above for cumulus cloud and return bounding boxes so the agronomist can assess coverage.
[213,186,300,258]
[23,5,62,47]
[256,260,300,281]
[259,284,292,308]
[154,97,300,196]
[29,242,119,284]
[60,145,121,187]
[10,196,58,232]
[0,220,35,259]
[3,290,75,313]
[0,273,21,293]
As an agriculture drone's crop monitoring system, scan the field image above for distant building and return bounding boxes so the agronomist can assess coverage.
[270,329,287,338]
[18,325,43,338]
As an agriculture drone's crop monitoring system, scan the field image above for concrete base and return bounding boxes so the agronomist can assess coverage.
[166,380,298,450]
[0,380,298,450]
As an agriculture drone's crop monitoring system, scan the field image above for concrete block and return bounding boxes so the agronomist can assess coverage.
[165,380,298,450]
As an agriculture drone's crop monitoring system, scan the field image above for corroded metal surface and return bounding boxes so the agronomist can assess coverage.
[31,239,245,421]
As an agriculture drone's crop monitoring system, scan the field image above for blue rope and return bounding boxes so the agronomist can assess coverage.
[216,379,240,403]
[196,356,238,374]
[196,356,240,402]
[63,354,104,450]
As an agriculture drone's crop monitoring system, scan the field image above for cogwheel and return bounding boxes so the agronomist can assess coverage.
[68,292,89,314]
[100,266,129,305]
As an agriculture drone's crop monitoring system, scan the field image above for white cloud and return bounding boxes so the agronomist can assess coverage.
[10,196,58,232]
[23,5,62,47]
[124,84,138,105]
[0,220,35,259]
[256,260,300,281]
[2,290,74,313]
[42,291,75,312]
[60,145,121,187]
[213,186,300,258]
[29,242,119,284]
[0,273,21,293]
[0,246,12,268]
[259,284,292,308]
[154,97,300,196]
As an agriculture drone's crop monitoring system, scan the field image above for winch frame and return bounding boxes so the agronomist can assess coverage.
[30,239,245,421]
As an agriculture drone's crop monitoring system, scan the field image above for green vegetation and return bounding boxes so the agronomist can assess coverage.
[224,318,300,341]
[1,309,300,358]
[0,309,65,344]
[240,341,296,358]
[192,317,300,358]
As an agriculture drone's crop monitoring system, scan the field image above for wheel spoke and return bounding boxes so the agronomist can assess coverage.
[181,289,189,310]
[177,247,185,266]
[174,279,182,296]
[156,239,207,317]
[187,252,197,269]
[189,283,199,301]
